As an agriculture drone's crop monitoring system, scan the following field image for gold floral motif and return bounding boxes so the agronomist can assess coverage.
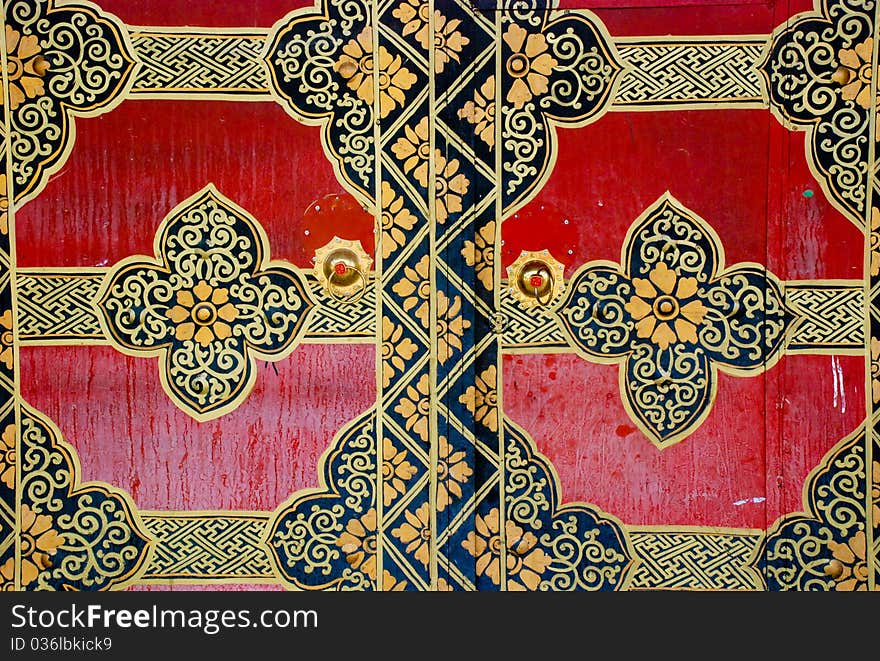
[833,38,875,110]
[392,0,429,42]
[427,12,469,74]
[0,560,12,591]
[624,262,708,351]
[434,151,470,224]
[383,569,408,591]
[165,281,238,347]
[436,292,471,365]
[436,577,453,591]
[826,530,868,591]
[461,508,551,590]
[0,174,8,235]
[462,221,496,291]
[459,76,495,148]
[392,255,430,329]
[394,373,430,443]
[382,437,417,507]
[392,135,471,222]
[335,28,417,119]
[459,365,498,432]
[334,508,377,580]
[382,317,418,389]
[0,424,14,490]
[436,436,472,512]
[391,502,431,568]
[2,26,50,111]
[380,181,417,259]
[390,118,430,187]
[0,310,13,370]
[503,24,557,110]
[11,505,64,588]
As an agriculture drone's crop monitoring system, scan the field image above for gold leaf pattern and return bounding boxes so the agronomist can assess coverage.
[391,255,430,329]
[390,118,430,187]
[380,181,418,259]
[335,27,417,118]
[436,436,472,512]
[1,26,50,111]
[0,505,63,588]
[392,0,429,42]
[462,508,551,590]
[166,281,238,347]
[0,174,8,235]
[0,424,14,490]
[503,24,557,110]
[459,365,498,432]
[393,373,430,443]
[462,221,496,291]
[391,502,431,567]
[623,262,708,351]
[382,438,417,507]
[0,310,13,370]
[826,530,869,591]
[427,11,469,74]
[459,76,495,148]
[834,38,875,110]
[334,508,378,580]
[436,292,471,365]
[381,317,418,389]
[434,151,470,224]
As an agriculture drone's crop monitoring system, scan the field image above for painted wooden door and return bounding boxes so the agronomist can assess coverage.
[1,0,876,591]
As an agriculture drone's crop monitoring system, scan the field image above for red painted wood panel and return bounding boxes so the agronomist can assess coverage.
[501,0,863,529]
[504,354,864,527]
[20,344,375,511]
[93,0,315,28]
[15,100,374,270]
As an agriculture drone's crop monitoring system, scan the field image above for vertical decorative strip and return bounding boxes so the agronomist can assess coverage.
[370,1,383,592]
[429,0,502,590]
[377,0,433,590]
[494,1,506,592]
[868,2,880,591]
[0,5,20,591]
[427,1,438,591]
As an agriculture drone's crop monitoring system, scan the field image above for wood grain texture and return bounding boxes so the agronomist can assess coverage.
[504,353,863,528]
[19,344,376,511]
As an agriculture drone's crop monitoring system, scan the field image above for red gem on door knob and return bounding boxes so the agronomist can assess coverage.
[333,262,348,276]
[529,275,544,288]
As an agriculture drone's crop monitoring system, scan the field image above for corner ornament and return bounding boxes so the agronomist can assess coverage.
[266,409,377,591]
[760,0,875,227]
[2,0,137,205]
[496,1,623,215]
[555,194,789,447]
[264,0,421,205]
[96,185,315,421]
[0,404,151,591]
[750,426,869,590]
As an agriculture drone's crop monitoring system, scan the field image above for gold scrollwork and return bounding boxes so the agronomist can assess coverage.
[10,404,151,591]
[96,184,315,421]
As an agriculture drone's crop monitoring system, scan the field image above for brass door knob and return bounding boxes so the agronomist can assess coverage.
[313,237,372,304]
[507,250,565,309]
